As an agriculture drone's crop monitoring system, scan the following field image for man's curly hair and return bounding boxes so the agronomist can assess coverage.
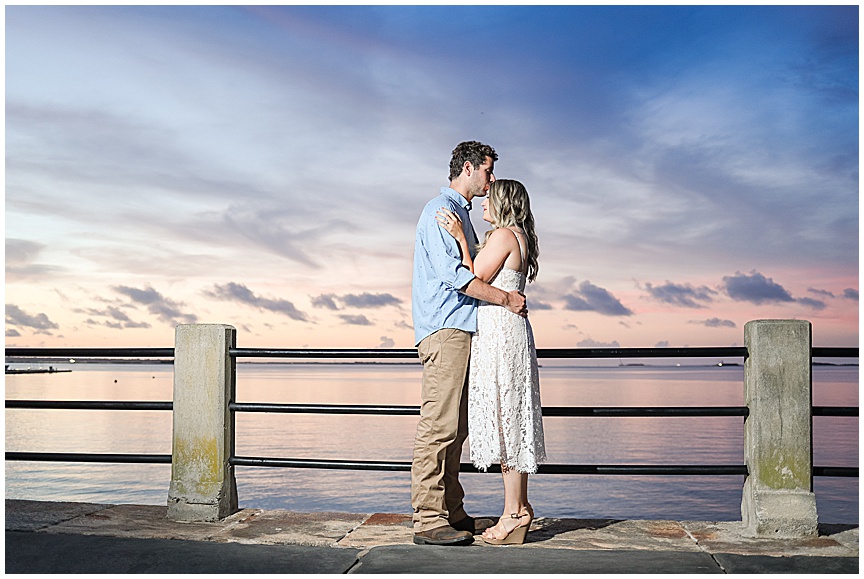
[449,141,498,181]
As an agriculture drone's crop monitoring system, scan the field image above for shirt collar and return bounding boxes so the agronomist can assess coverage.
[441,187,472,212]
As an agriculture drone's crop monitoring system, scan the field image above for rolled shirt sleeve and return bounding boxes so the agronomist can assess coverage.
[412,188,478,345]
[424,204,476,291]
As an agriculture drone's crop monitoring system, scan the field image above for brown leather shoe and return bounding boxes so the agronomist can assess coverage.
[413,525,473,546]
[451,515,496,535]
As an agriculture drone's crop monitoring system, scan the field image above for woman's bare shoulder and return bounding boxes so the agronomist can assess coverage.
[487,226,520,242]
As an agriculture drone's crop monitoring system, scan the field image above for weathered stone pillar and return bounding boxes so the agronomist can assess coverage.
[167,324,238,521]
[741,320,817,537]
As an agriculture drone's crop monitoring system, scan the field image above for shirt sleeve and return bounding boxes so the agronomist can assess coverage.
[421,202,476,291]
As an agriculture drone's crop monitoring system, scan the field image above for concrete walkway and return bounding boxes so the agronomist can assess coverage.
[5,499,858,573]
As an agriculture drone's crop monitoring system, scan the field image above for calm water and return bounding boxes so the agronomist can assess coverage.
[5,363,858,523]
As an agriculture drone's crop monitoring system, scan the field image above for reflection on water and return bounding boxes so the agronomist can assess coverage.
[5,363,858,522]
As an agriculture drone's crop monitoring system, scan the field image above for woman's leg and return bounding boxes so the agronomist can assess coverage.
[483,466,531,539]
[501,468,529,517]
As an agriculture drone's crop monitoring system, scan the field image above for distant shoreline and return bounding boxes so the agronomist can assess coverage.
[5,367,73,374]
[4,357,857,368]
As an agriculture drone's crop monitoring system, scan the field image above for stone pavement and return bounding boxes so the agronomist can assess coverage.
[5,499,859,573]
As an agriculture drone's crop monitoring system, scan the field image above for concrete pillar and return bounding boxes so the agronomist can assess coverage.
[167,324,238,522]
[741,320,817,537]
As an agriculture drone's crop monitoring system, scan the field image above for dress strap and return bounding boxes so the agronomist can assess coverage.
[507,227,527,275]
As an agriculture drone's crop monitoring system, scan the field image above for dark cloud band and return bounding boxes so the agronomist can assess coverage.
[564,281,633,316]
[206,282,309,321]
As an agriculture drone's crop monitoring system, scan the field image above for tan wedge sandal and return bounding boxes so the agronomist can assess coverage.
[481,507,533,545]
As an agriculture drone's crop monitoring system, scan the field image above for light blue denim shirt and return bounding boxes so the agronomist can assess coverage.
[412,187,479,345]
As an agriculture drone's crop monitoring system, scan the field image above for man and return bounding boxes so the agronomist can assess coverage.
[411,141,528,546]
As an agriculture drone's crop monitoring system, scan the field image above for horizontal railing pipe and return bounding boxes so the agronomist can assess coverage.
[225,347,752,359]
[6,451,171,464]
[231,402,419,415]
[812,407,859,417]
[228,402,753,418]
[537,347,748,359]
[534,464,750,476]
[813,467,859,477]
[541,406,749,417]
[227,456,751,476]
[6,400,173,411]
[812,347,859,358]
[5,347,174,358]
[230,348,417,359]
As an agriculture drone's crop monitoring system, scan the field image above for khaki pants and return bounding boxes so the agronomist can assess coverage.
[411,328,471,533]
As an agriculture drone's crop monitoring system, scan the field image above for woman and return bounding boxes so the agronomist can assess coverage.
[436,179,546,545]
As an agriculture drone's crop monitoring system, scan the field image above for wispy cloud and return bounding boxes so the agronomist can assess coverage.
[722,270,829,311]
[6,238,44,264]
[311,294,340,310]
[74,305,151,329]
[5,238,64,281]
[796,297,827,311]
[205,282,309,321]
[114,285,198,326]
[6,304,60,333]
[843,289,858,301]
[339,314,372,326]
[690,318,737,329]
[722,271,794,305]
[394,319,413,331]
[342,293,403,308]
[311,292,403,310]
[222,207,327,269]
[577,337,621,348]
[643,281,716,308]
[563,281,633,316]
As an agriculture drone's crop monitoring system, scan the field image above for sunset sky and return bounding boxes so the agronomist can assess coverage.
[5,5,859,351]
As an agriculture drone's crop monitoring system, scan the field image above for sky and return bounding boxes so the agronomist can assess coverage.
[5,5,859,352]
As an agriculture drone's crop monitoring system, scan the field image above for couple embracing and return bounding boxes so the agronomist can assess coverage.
[411,140,546,546]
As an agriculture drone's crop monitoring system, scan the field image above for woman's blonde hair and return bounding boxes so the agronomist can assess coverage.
[480,179,539,282]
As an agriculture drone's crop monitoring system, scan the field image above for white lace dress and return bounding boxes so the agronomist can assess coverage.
[468,234,546,474]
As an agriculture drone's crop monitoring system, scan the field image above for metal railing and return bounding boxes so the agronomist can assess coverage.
[5,345,858,478]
